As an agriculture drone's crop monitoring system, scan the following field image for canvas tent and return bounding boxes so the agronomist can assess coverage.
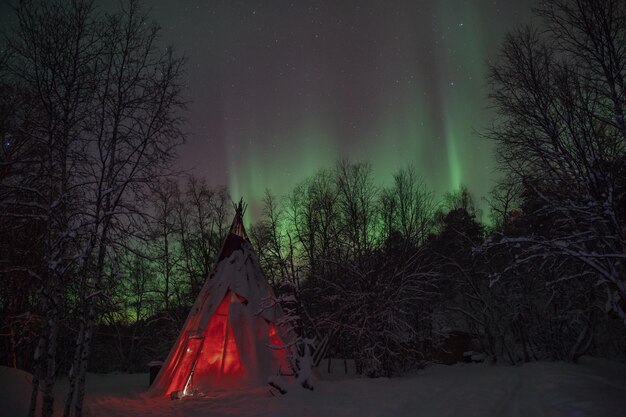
[149,202,289,397]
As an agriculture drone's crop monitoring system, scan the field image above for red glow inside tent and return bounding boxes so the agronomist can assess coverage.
[163,292,247,395]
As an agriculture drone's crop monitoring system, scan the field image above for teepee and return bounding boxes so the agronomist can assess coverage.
[149,201,289,398]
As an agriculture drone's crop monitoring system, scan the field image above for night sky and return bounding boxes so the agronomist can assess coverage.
[1,0,535,218]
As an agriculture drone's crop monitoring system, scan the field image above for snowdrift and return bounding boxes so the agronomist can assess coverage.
[3,357,626,417]
[0,366,34,417]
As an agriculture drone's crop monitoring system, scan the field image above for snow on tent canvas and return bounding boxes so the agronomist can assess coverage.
[149,202,290,397]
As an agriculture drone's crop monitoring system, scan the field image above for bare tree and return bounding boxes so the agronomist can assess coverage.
[177,177,229,298]
[2,2,102,415]
[484,176,523,230]
[380,165,436,245]
[65,1,185,414]
[149,179,183,315]
[1,0,185,415]
[486,0,626,324]
[286,168,340,283]
[334,160,379,257]
[251,190,292,287]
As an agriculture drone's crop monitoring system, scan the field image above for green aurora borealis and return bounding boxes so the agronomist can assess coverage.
[63,0,534,220]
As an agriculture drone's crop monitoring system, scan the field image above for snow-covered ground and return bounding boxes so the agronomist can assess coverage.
[3,357,626,417]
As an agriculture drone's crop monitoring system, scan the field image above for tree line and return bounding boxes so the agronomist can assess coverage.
[250,0,626,375]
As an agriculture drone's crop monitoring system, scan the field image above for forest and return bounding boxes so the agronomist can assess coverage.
[0,1,625,417]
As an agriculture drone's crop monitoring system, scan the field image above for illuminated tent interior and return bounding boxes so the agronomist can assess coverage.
[149,201,289,398]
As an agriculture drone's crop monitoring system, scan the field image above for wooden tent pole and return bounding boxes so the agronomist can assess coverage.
[182,335,206,396]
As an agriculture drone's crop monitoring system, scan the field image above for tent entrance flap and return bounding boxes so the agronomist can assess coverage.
[164,335,204,395]
[182,335,206,395]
